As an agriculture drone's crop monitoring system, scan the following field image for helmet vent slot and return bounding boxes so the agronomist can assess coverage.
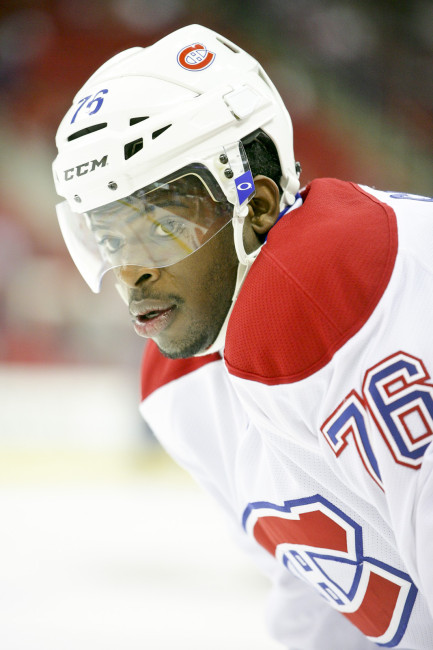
[67,123,107,141]
[216,38,239,54]
[152,124,171,140]
[124,138,144,160]
[130,117,149,126]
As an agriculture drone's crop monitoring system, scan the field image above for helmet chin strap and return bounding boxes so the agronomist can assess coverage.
[196,189,303,357]
[232,204,253,266]
[195,207,261,357]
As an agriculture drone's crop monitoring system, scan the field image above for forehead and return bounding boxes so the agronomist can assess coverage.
[90,172,219,222]
[148,174,214,199]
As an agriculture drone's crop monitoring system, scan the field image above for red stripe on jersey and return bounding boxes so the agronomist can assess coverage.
[141,340,221,401]
[225,179,398,385]
[343,571,401,638]
[253,510,348,557]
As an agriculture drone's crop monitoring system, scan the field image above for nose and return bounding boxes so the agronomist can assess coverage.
[114,265,160,288]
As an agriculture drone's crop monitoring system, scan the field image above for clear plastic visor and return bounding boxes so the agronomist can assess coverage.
[56,167,234,292]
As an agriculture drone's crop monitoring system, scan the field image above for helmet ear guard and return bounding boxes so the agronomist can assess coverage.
[53,24,300,288]
[221,140,256,266]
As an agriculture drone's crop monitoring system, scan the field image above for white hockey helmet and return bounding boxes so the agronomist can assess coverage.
[53,24,300,292]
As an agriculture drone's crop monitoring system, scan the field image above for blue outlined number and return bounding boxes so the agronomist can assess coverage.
[70,89,108,124]
[321,352,433,489]
[321,391,383,488]
[364,352,433,469]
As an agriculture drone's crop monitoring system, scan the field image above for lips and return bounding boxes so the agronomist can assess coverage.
[130,301,177,338]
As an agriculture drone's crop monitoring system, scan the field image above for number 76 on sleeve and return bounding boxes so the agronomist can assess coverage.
[321,351,433,490]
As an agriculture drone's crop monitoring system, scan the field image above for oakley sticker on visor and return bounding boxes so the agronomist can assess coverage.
[177,43,215,71]
[235,170,255,206]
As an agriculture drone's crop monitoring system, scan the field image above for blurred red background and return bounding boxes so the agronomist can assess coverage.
[0,0,432,365]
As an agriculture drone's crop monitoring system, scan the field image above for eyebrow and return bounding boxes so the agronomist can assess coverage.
[88,196,192,233]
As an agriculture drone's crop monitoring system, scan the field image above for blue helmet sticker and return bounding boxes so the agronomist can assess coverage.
[235,170,255,206]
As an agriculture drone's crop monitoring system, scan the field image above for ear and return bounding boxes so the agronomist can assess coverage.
[248,175,280,237]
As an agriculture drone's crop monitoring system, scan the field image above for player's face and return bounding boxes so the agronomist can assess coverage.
[112,175,279,358]
[114,218,239,358]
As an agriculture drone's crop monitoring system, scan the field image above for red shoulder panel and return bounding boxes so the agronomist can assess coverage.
[224,179,398,385]
[141,340,221,401]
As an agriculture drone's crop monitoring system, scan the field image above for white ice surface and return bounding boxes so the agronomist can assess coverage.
[0,365,282,650]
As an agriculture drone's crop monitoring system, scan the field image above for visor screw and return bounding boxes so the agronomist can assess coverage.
[219,154,228,164]
[224,168,234,179]
[73,194,81,203]
[108,181,118,190]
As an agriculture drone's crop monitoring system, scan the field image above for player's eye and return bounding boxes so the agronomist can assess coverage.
[97,234,125,254]
[152,216,185,239]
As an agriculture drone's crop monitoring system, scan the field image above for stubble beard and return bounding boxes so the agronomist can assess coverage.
[155,292,232,359]
[156,262,237,360]
[157,325,217,359]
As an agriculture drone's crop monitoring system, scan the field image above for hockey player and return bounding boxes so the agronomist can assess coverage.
[52,24,433,649]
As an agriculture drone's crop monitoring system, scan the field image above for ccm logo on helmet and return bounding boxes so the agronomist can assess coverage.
[177,43,215,71]
[64,155,108,181]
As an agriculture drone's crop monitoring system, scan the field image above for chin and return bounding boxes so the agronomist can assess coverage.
[156,330,215,360]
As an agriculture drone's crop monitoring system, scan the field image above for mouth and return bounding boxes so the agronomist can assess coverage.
[131,303,177,338]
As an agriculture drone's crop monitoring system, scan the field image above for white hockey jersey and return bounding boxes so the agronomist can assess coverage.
[139,179,433,649]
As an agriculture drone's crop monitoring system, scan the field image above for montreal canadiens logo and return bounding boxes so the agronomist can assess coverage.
[177,42,215,71]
